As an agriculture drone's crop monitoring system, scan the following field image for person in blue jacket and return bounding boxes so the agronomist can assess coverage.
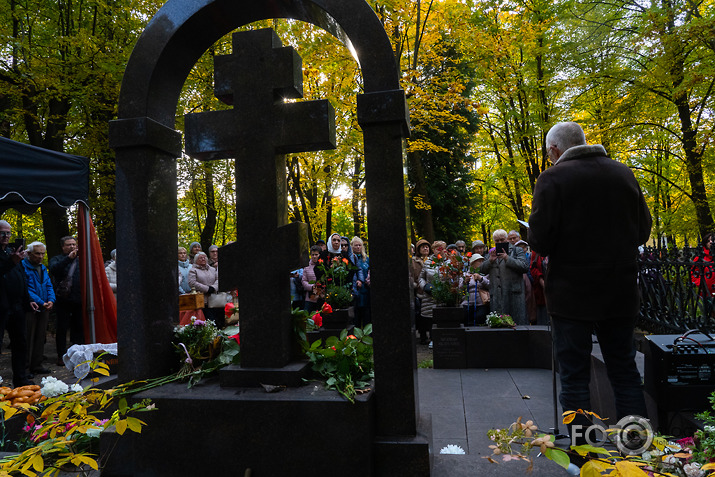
[23,241,55,376]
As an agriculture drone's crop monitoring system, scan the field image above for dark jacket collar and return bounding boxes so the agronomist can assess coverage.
[555,144,607,165]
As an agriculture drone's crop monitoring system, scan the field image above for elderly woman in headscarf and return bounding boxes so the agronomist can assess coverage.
[188,241,202,264]
[178,246,192,294]
[188,251,223,326]
[316,233,356,304]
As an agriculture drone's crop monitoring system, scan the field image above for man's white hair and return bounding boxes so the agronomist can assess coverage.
[493,229,508,241]
[26,241,46,253]
[545,122,587,153]
[0,220,10,229]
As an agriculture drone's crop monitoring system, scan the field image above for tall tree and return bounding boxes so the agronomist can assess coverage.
[566,0,715,237]
[0,0,163,256]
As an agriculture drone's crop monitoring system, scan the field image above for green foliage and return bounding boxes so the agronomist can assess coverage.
[303,325,374,403]
[417,359,433,369]
[316,255,357,309]
[172,320,241,386]
[429,250,467,307]
[693,392,715,464]
[0,0,164,253]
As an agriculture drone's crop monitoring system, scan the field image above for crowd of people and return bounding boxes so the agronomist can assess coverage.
[176,242,229,327]
[0,224,83,387]
[410,229,549,347]
[292,233,371,329]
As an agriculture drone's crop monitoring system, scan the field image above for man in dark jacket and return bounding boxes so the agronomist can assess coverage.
[49,236,83,365]
[0,220,33,385]
[528,122,652,436]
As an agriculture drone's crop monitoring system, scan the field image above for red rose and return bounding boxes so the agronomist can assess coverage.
[224,302,236,317]
[342,258,348,264]
[229,333,240,345]
[466,252,472,257]
[347,334,357,340]
[318,258,323,263]
[312,312,323,328]
[322,303,333,314]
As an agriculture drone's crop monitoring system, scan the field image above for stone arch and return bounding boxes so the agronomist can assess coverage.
[109,0,415,440]
[116,0,401,124]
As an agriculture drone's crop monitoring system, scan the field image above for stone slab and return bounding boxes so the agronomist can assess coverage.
[102,378,375,477]
[219,360,312,387]
[465,326,552,369]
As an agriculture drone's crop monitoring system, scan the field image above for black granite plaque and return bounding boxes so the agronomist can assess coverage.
[433,327,467,369]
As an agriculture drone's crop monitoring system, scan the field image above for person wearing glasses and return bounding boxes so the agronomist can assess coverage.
[0,220,33,385]
[529,121,652,444]
[49,236,83,365]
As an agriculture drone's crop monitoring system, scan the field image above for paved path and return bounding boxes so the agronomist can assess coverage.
[418,367,572,476]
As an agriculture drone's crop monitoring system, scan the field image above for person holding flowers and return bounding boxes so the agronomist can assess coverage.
[315,233,356,310]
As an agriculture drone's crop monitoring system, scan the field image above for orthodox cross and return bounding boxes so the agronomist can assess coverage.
[185,28,335,369]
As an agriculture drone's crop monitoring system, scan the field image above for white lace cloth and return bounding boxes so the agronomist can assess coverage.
[63,343,118,380]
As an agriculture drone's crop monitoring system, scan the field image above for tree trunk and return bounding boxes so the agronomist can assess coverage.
[407,151,434,242]
[41,205,71,259]
[200,162,217,250]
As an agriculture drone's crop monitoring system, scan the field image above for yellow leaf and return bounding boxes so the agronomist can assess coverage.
[652,436,668,451]
[30,454,44,472]
[71,455,98,470]
[126,416,145,434]
[585,411,606,421]
[94,366,110,376]
[2,406,18,420]
[614,460,649,476]
[701,462,715,470]
[115,419,127,435]
[581,459,613,477]
[562,411,577,424]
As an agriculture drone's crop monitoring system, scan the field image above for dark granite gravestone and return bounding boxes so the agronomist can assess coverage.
[184,28,334,381]
[432,327,467,369]
[108,1,429,475]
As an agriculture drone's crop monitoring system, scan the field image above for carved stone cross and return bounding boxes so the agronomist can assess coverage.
[184,28,335,370]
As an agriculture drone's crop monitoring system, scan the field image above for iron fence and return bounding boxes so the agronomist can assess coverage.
[638,246,714,333]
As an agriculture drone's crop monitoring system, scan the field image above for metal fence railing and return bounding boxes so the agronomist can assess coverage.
[638,246,714,334]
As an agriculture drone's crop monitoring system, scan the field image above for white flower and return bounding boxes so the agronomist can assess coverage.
[40,376,70,397]
[440,444,466,455]
[705,425,715,433]
[70,383,83,393]
[684,462,704,477]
